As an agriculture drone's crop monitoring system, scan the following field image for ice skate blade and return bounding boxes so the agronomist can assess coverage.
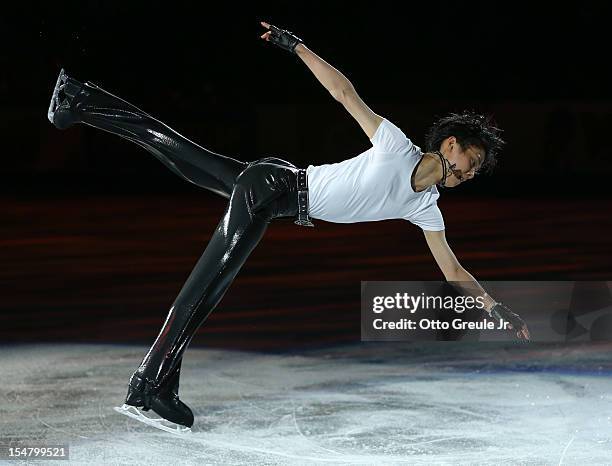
[47,68,66,124]
[113,404,192,436]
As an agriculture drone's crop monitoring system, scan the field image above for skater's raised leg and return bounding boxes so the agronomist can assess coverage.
[48,69,247,198]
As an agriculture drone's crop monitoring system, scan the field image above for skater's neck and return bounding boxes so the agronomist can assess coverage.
[411,153,443,192]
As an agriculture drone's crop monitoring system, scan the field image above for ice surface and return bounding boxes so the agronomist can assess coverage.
[1,342,611,465]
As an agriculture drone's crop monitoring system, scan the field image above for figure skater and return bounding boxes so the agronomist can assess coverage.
[46,21,530,434]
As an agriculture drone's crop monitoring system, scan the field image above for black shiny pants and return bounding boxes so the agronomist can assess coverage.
[70,81,300,393]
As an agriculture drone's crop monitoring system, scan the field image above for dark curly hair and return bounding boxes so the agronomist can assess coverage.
[424,110,505,173]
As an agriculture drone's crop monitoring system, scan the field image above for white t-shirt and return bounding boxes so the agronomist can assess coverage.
[306,118,444,231]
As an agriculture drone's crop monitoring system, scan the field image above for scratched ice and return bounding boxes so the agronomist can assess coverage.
[1,342,611,465]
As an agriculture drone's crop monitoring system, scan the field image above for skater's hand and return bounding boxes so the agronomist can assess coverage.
[489,303,531,341]
[260,21,303,54]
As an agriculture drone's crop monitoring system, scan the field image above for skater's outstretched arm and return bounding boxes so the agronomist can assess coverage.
[260,21,383,139]
[424,229,531,341]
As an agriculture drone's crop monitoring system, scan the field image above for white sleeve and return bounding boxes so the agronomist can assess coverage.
[406,204,445,231]
[369,118,413,155]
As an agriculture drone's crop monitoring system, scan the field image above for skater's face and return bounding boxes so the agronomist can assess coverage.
[438,137,484,187]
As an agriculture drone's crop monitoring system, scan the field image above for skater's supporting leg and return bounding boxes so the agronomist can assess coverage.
[49,70,247,198]
[120,169,278,427]
[116,159,298,428]
[134,165,280,389]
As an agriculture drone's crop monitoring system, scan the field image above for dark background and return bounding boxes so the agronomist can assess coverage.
[2,1,611,349]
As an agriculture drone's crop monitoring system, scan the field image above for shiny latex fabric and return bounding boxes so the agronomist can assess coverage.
[134,156,299,392]
[60,78,300,396]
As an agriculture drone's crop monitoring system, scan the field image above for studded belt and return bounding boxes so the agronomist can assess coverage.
[294,169,315,227]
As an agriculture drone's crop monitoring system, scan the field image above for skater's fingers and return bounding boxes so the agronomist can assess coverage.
[261,21,270,29]
[518,327,530,341]
[523,326,531,340]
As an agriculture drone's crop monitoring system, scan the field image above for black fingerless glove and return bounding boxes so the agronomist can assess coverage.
[267,24,303,54]
[489,302,527,332]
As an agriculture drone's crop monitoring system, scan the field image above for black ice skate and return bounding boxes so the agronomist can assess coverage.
[47,68,153,133]
[47,69,86,129]
[114,372,194,435]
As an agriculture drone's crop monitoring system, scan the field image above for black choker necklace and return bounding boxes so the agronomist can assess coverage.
[433,150,458,187]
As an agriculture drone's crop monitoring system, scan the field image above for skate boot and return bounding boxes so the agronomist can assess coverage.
[47,69,86,129]
[114,370,194,435]
[48,68,151,131]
